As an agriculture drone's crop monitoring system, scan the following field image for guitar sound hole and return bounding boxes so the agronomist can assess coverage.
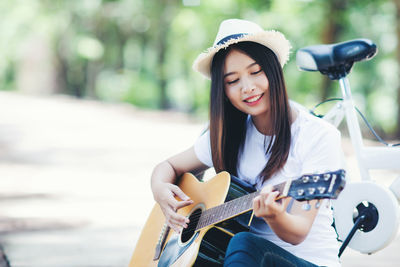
[181,208,202,243]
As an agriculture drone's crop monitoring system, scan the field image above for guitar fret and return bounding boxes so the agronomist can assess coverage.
[230,200,235,217]
[201,213,206,228]
[200,208,212,229]
[237,200,241,213]
[228,201,234,217]
[246,193,253,210]
[215,205,223,223]
[202,212,208,228]
[213,209,219,224]
[232,200,238,216]
[229,199,236,216]
[197,212,204,229]
[217,205,222,223]
[251,192,257,206]
[211,207,218,224]
[240,197,246,212]
[206,210,213,226]
[219,204,225,222]
[234,198,242,214]
[222,202,229,220]
[274,181,286,196]
[242,195,248,208]
[225,200,233,219]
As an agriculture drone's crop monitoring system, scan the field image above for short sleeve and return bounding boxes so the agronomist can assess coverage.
[194,130,213,167]
[300,127,344,174]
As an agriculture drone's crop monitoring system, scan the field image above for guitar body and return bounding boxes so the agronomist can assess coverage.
[129,171,235,267]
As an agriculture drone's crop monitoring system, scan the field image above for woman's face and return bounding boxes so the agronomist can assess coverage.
[223,49,270,118]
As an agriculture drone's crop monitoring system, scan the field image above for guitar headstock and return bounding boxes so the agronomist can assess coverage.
[288,169,346,201]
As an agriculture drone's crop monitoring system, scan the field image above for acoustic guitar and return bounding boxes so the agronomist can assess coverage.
[129,170,345,267]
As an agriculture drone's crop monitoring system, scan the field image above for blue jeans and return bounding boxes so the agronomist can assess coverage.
[224,232,319,267]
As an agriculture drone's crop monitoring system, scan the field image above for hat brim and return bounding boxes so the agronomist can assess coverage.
[192,30,291,80]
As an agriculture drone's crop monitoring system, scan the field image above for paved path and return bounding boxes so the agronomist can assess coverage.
[0,91,398,266]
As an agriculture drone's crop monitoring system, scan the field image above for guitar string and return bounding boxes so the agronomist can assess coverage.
[180,186,326,232]
[181,188,291,232]
[181,206,249,231]
[178,183,285,232]
[188,192,256,221]
[176,172,340,232]
[179,194,258,232]
[182,197,320,233]
[177,182,286,230]
[181,201,252,230]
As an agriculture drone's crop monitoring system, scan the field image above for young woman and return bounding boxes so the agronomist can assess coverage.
[151,19,343,267]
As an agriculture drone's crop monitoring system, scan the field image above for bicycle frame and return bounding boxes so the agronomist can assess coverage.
[324,77,400,181]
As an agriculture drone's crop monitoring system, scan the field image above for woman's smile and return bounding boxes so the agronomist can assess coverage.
[243,93,264,106]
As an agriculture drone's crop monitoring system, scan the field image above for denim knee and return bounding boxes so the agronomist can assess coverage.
[224,232,264,267]
[228,232,254,248]
[227,232,275,253]
[224,232,317,267]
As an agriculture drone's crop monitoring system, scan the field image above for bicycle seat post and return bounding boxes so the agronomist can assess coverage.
[338,76,371,181]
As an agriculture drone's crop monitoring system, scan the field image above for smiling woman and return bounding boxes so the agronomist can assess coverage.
[147,19,344,267]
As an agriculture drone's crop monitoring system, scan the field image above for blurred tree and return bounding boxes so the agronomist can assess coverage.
[394,0,400,136]
[0,0,398,138]
[320,0,348,100]
[346,0,399,139]
[151,0,179,109]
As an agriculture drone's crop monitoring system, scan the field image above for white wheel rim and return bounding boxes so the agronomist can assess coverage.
[332,182,400,254]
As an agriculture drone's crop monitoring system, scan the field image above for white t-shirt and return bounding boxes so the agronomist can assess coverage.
[194,104,344,267]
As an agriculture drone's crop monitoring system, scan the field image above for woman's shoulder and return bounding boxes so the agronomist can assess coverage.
[290,102,340,151]
[292,101,339,137]
[289,102,343,170]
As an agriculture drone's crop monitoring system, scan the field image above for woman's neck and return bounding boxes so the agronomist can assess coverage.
[251,107,298,136]
[251,113,273,135]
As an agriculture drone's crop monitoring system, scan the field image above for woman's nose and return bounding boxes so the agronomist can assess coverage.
[241,77,255,94]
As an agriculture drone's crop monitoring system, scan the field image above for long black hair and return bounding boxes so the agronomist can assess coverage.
[209,41,291,183]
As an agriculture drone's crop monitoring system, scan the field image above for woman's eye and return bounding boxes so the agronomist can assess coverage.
[251,69,262,75]
[227,79,239,85]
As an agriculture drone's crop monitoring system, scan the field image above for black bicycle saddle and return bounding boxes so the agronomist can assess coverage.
[296,39,377,80]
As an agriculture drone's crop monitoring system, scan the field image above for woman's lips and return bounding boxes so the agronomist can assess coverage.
[243,93,264,106]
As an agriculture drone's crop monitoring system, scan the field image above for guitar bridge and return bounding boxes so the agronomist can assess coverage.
[153,223,170,261]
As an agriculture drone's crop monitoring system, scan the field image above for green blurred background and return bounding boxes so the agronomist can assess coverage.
[1,0,400,138]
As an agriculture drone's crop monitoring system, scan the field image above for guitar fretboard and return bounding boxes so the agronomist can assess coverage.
[195,181,286,230]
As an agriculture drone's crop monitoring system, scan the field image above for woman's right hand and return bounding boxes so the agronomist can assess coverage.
[151,147,207,233]
[153,182,193,233]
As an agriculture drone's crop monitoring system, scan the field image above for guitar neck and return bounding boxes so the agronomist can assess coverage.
[195,180,289,230]
[194,169,345,231]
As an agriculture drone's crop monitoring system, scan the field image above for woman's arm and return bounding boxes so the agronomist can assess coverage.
[253,185,319,245]
[151,146,209,233]
[255,118,343,244]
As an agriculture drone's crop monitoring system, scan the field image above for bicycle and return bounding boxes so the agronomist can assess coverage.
[296,39,400,257]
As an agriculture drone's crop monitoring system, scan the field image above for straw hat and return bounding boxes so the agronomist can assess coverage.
[192,19,291,79]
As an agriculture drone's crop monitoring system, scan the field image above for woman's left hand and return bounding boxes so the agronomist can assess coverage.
[253,185,291,220]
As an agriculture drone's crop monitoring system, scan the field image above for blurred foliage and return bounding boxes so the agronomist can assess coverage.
[0,0,399,138]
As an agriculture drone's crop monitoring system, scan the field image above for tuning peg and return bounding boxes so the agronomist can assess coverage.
[302,201,311,211]
[315,200,321,209]
[317,186,326,194]
[302,176,310,183]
